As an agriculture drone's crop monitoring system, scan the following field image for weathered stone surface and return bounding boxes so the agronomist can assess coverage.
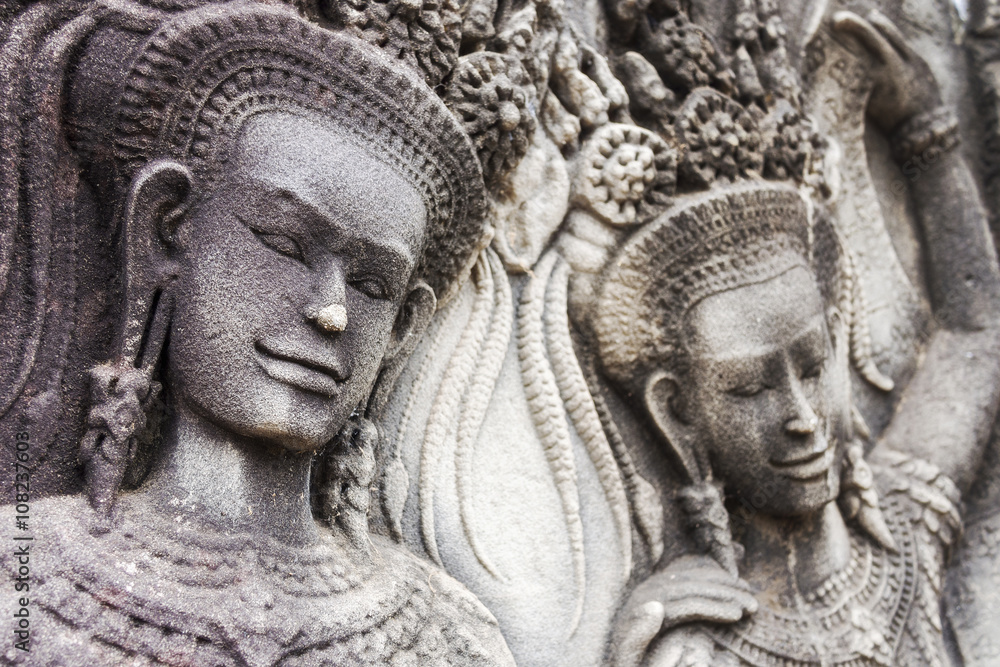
[1,0,998,665]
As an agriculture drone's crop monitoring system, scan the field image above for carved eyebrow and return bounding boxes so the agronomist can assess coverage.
[790,318,827,346]
[344,237,412,281]
[790,321,829,361]
[247,181,417,270]
[704,350,777,375]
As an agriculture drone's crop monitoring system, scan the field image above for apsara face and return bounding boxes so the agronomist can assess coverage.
[680,266,853,516]
[166,112,427,451]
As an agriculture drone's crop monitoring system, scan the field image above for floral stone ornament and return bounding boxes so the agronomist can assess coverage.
[445,51,538,192]
[571,123,676,227]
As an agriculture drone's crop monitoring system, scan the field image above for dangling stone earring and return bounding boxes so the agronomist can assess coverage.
[838,439,897,552]
[80,362,161,521]
[678,479,740,576]
[81,288,172,521]
[319,409,379,550]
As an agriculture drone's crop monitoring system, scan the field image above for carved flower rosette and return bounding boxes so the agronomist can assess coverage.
[571,123,676,227]
[762,101,828,187]
[642,12,732,94]
[321,0,462,87]
[676,87,764,188]
[444,51,538,191]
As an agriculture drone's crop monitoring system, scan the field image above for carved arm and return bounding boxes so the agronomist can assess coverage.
[836,11,1000,492]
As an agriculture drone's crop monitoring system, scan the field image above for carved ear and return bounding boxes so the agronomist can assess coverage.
[119,160,193,366]
[384,280,437,365]
[644,369,703,483]
[365,281,436,418]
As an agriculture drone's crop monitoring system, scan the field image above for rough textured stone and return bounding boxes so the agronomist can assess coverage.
[2,0,999,665]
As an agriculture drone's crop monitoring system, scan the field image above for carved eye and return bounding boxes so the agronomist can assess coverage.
[349,275,389,300]
[253,230,304,263]
[801,362,823,380]
[729,383,766,398]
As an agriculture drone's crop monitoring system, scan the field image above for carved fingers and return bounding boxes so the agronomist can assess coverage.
[612,555,758,667]
[832,10,941,133]
[645,626,736,667]
[647,555,758,627]
[614,601,667,667]
[832,10,906,66]
[863,11,915,61]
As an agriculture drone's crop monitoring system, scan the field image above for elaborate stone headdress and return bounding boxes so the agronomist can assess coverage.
[1,0,541,508]
[586,0,893,394]
[68,0,488,302]
[593,182,810,388]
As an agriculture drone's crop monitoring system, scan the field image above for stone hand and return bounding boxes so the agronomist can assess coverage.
[832,10,942,133]
[611,555,758,667]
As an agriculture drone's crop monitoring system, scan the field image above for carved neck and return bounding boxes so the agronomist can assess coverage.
[735,501,852,603]
[142,398,320,547]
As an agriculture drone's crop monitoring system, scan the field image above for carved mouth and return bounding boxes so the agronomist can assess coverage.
[771,440,834,482]
[254,339,345,397]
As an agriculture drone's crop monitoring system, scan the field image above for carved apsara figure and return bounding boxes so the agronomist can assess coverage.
[2,0,996,663]
[599,12,1000,667]
[0,1,517,664]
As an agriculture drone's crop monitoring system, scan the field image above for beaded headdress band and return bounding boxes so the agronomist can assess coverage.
[593,183,811,386]
[69,1,488,302]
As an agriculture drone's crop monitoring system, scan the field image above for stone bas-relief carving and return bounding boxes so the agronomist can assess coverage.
[0,0,518,664]
[600,10,1000,667]
[603,178,997,663]
[596,7,1000,667]
[2,0,1000,665]
[379,1,1000,665]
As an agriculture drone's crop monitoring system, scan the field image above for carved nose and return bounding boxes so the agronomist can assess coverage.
[784,415,818,435]
[313,303,347,332]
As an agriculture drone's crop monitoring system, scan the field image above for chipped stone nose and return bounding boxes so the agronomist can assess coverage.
[314,303,347,332]
[785,416,818,435]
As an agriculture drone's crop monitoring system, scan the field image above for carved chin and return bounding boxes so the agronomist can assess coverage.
[777,471,843,517]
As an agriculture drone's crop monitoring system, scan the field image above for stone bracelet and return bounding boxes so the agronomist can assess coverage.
[890,106,961,164]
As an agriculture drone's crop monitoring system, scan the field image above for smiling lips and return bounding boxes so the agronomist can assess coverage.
[254,339,345,397]
[771,442,835,481]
